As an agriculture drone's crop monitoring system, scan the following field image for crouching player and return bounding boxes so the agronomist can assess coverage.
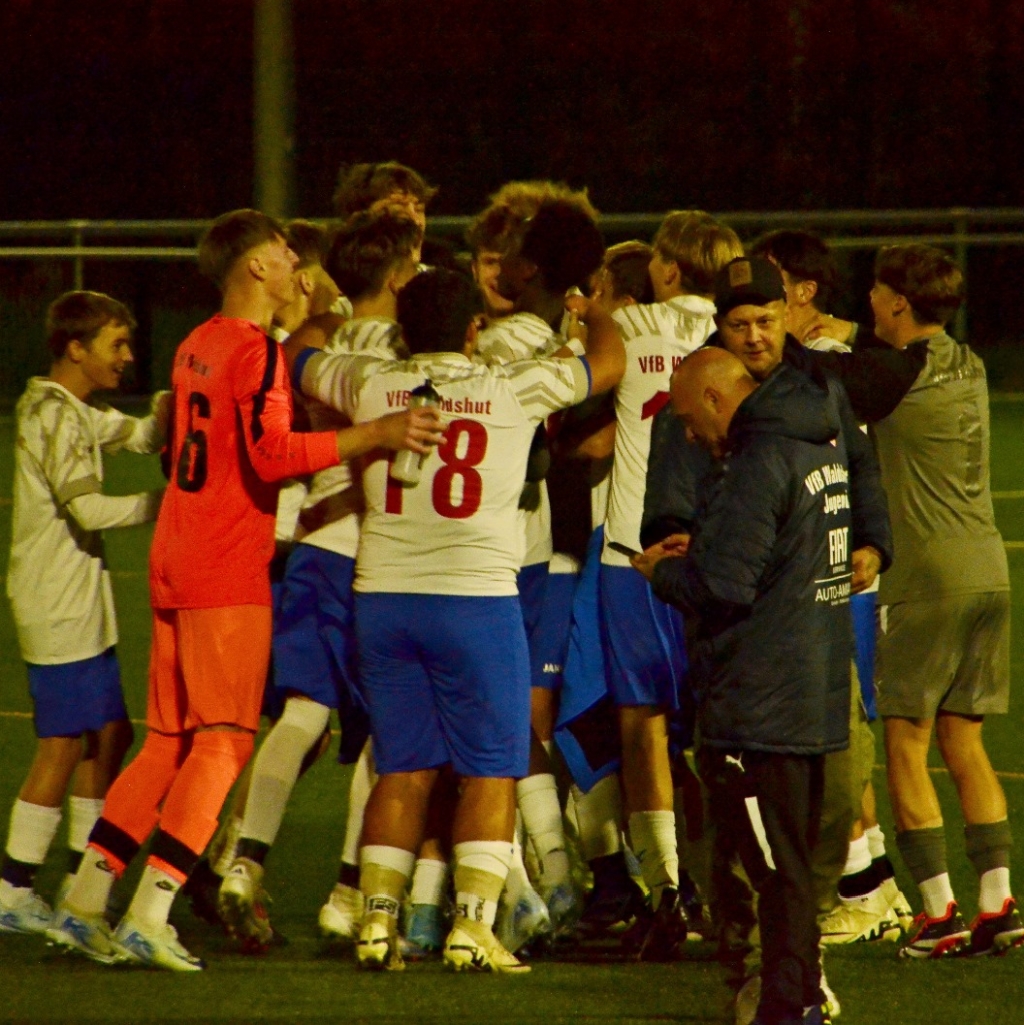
[0,292,167,935]
[292,258,625,973]
[46,209,442,971]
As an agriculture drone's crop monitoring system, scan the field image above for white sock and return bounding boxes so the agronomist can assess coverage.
[628,810,679,908]
[126,863,180,931]
[409,857,449,907]
[864,824,887,861]
[242,699,330,846]
[517,774,570,889]
[979,867,1012,915]
[360,845,414,921]
[919,872,956,920]
[67,797,105,854]
[5,800,62,865]
[66,846,118,917]
[842,834,872,878]
[502,827,531,905]
[454,840,513,927]
[341,741,376,867]
[573,775,623,862]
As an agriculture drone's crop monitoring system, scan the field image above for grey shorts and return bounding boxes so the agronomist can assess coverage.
[875,591,1010,719]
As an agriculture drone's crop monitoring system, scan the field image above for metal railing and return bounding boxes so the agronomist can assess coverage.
[4,207,1024,337]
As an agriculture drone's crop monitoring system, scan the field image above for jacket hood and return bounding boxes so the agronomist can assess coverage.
[728,361,840,448]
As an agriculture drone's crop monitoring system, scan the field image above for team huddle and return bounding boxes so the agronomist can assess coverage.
[1,162,1019,1025]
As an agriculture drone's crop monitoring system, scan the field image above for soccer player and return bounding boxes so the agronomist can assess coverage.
[293,263,625,973]
[46,209,441,971]
[869,243,1023,958]
[217,209,422,947]
[0,291,167,935]
[475,189,605,947]
[333,161,435,266]
[602,211,742,958]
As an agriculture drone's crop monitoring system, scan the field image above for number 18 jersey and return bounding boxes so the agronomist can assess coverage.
[298,348,591,596]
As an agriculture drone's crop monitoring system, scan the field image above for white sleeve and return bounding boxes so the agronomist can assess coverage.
[505,356,590,420]
[92,391,170,455]
[66,488,164,530]
[299,350,373,418]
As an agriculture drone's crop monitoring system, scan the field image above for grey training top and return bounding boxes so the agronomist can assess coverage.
[870,331,1009,603]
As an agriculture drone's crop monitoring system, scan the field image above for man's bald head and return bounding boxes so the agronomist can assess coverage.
[670,347,758,457]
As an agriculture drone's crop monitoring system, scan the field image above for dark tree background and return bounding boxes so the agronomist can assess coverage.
[2,0,1022,219]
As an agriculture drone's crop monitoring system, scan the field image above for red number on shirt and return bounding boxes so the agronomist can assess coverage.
[384,419,488,519]
[433,419,487,519]
[641,391,670,420]
[176,391,211,492]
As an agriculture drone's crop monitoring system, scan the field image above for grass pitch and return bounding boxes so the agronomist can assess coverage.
[1,399,1024,1023]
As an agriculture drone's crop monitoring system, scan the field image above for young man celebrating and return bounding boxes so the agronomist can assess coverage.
[217,209,423,946]
[869,243,1023,958]
[1,292,166,934]
[293,266,625,973]
[47,209,441,971]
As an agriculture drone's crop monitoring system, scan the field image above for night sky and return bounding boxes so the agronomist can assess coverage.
[3,1,1023,220]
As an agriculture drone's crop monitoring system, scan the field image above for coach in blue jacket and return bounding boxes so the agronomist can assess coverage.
[633,340,857,1025]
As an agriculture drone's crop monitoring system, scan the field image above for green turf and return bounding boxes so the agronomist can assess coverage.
[1,398,1024,1023]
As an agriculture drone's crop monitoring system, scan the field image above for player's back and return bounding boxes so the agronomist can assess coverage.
[872,331,1007,602]
[604,296,715,556]
[348,353,585,596]
[151,314,337,610]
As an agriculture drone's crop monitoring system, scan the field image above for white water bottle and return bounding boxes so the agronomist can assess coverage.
[390,379,440,486]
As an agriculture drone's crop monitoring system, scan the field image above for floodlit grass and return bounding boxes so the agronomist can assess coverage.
[1,398,1024,1023]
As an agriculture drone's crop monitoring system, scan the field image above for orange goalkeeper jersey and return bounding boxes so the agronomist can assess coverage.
[150,315,339,609]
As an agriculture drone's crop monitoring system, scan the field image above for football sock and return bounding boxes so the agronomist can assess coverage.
[517,774,570,889]
[918,874,956,920]
[361,845,415,927]
[964,819,1013,913]
[100,730,188,846]
[837,835,877,898]
[66,845,121,916]
[453,840,512,928]
[864,824,888,861]
[159,730,253,858]
[501,824,532,905]
[241,698,330,849]
[67,796,104,857]
[895,825,948,901]
[628,810,679,909]
[125,863,182,931]
[409,857,449,908]
[3,800,62,881]
[573,775,623,862]
[341,741,376,868]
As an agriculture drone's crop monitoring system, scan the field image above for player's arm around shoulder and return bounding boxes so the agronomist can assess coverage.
[290,348,444,464]
[559,295,625,396]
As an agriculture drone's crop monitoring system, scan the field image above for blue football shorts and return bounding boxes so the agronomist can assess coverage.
[27,647,128,738]
[599,563,688,710]
[354,592,530,778]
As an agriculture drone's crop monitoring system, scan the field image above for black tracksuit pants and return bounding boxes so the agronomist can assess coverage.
[698,747,825,1025]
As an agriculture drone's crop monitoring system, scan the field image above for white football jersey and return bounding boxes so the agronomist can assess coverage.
[603,296,716,565]
[476,312,565,568]
[299,317,403,557]
[7,379,165,663]
[301,349,590,595]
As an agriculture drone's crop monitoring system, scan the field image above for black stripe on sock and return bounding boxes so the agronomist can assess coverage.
[150,829,202,880]
[91,819,142,869]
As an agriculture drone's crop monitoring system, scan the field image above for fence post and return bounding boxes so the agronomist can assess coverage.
[952,207,968,341]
